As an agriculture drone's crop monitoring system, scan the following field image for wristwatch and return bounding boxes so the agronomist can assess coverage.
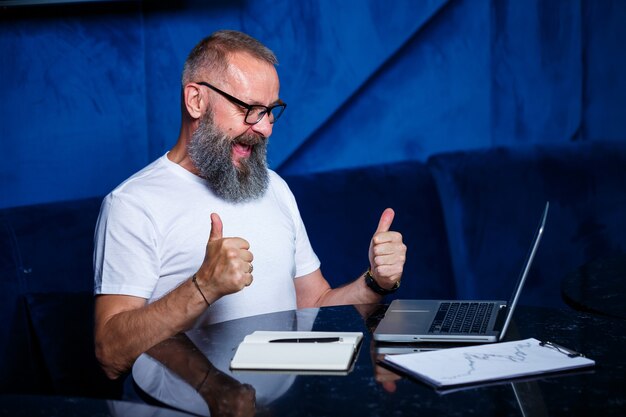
[364,268,400,295]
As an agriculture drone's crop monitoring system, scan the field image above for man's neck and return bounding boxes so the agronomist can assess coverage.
[169,133,200,176]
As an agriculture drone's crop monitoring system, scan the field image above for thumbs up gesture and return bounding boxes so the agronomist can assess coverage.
[194,213,255,301]
[368,208,406,290]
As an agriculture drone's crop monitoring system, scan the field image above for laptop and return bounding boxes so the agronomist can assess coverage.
[373,201,549,343]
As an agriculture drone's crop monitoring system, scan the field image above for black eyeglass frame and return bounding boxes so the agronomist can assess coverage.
[195,81,286,125]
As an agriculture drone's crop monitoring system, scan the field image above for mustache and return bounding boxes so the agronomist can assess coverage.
[232,131,265,146]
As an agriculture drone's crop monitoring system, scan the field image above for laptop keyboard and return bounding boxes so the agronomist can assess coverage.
[428,302,495,334]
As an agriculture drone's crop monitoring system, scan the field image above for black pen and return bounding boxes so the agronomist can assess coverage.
[268,337,342,343]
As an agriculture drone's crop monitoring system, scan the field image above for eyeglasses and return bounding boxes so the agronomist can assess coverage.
[196,81,287,125]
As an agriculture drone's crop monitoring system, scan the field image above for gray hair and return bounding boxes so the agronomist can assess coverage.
[182,30,278,86]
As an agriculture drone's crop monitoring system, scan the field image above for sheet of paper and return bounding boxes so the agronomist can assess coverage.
[383,338,595,388]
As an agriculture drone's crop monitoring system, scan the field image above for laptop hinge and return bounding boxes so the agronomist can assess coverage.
[493,304,508,331]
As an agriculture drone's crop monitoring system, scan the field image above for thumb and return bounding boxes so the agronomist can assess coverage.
[375,208,395,234]
[209,213,223,241]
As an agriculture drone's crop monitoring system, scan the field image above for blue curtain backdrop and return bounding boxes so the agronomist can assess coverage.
[0,0,625,209]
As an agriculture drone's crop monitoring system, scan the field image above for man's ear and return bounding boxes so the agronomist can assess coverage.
[183,83,206,119]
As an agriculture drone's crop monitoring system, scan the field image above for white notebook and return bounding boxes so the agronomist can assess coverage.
[230,331,363,372]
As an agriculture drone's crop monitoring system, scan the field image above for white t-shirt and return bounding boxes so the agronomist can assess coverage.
[94,154,320,324]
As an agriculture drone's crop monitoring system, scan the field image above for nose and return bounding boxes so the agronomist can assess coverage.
[251,113,273,138]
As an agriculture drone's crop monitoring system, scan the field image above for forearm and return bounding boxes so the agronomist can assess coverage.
[313,272,383,307]
[95,278,210,379]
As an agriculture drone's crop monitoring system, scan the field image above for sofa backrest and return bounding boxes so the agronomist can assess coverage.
[428,141,626,307]
[1,197,103,293]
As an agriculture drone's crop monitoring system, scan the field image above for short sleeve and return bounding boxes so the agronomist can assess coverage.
[93,192,161,299]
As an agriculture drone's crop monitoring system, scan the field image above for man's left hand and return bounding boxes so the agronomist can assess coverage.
[368,208,406,290]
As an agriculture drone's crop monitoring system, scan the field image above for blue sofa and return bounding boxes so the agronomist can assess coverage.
[1,141,625,397]
[287,141,626,309]
[0,198,119,397]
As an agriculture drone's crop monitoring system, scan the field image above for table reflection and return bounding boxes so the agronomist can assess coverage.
[132,309,319,416]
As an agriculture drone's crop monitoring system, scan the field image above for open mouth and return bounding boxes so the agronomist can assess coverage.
[232,142,253,159]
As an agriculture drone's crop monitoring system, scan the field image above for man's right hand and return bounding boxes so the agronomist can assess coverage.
[195,213,254,301]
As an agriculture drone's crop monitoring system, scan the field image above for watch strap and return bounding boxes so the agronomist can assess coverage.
[364,268,400,295]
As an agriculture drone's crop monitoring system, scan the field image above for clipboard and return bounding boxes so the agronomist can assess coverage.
[381,338,595,391]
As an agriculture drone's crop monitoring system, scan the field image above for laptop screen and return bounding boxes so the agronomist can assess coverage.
[498,202,549,340]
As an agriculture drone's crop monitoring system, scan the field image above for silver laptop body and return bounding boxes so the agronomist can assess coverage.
[373,202,549,343]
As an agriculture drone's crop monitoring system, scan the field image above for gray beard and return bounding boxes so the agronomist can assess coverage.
[187,113,269,203]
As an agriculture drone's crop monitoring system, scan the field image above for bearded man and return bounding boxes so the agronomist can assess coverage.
[93,30,407,380]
